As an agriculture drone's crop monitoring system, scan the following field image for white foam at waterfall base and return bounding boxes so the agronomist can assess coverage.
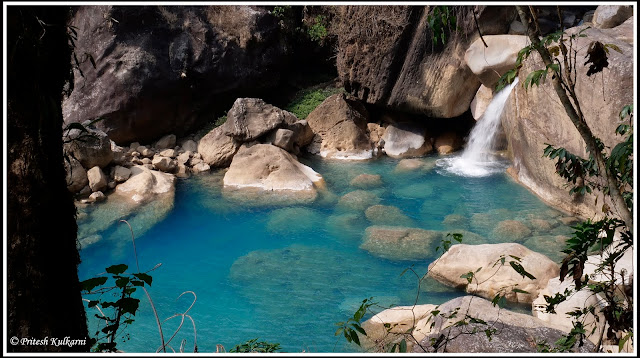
[437,78,519,177]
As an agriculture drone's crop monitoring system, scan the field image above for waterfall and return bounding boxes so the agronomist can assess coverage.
[437,78,519,177]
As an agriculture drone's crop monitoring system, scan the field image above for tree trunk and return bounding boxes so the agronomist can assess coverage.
[7,6,89,352]
[514,5,633,228]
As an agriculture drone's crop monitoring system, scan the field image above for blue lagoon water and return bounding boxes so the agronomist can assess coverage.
[77,155,574,353]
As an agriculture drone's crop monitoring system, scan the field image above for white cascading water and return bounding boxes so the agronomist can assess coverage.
[437,78,519,177]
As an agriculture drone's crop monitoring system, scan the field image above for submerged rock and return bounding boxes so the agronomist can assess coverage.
[428,243,559,304]
[364,205,416,227]
[325,212,367,241]
[336,190,381,212]
[490,219,532,243]
[393,182,435,200]
[442,214,468,230]
[360,226,443,261]
[229,245,386,317]
[394,158,437,173]
[522,235,569,263]
[350,173,383,189]
[266,207,323,236]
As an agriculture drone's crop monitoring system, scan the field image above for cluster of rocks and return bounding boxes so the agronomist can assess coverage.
[359,240,633,353]
[66,91,470,206]
[64,125,203,205]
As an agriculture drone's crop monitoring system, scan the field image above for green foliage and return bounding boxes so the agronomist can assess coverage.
[334,297,374,347]
[542,143,599,196]
[229,338,282,353]
[539,103,634,351]
[608,105,633,209]
[427,6,457,46]
[285,86,344,119]
[270,5,291,18]
[307,15,329,43]
[214,115,227,127]
[81,264,151,352]
[543,105,633,211]
[495,27,591,91]
[435,232,462,254]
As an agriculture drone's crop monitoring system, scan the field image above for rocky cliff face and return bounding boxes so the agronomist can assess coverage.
[333,6,515,118]
[501,20,633,219]
[63,6,291,144]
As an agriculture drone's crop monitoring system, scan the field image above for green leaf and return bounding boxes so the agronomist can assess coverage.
[130,280,145,287]
[460,272,474,284]
[105,264,128,275]
[117,297,140,316]
[87,300,99,308]
[349,329,361,346]
[80,276,108,292]
[352,324,367,336]
[399,339,407,353]
[512,288,530,294]
[509,261,536,280]
[115,277,130,288]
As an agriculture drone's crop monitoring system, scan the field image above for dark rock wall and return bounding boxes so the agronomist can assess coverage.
[63,6,292,144]
[333,6,516,118]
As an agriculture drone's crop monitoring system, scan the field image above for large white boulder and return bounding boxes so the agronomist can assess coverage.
[115,165,176,203]
[361,304,437,352]
[464,35,529,89]
[428,243,559,304]
[223,143,324,195]
[382,123,432,158]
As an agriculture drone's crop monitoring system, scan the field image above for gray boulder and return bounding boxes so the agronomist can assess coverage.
[593,5,633,29]
[65,156,89,193]
[87,166,108,192]
[64,127,114,169]
[197,126,241,167]
[221,98,297,142]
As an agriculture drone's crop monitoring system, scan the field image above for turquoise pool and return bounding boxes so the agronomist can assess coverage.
[77,154,575,353]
